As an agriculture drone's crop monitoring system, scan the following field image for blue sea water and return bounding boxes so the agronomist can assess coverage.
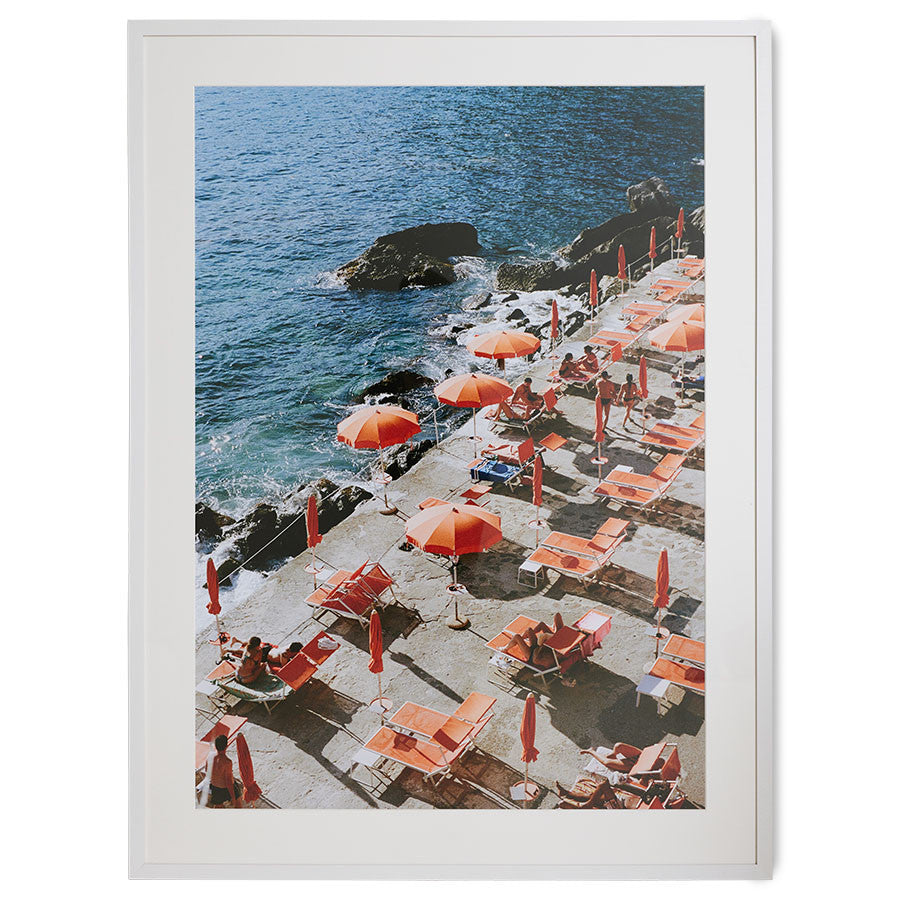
[196,86,704,518]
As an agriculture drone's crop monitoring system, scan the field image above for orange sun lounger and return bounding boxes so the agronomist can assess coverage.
[486,609,613,681]
[389,696,494,751]
[358,726,472,784]
[483,436,536,467]
[588,329,637,352]
[640,413,705,454]
[303,560,396,624]
[525,517,629,584]
[648,657,706,695]
[661,634,705,667]
[594,454,685,506]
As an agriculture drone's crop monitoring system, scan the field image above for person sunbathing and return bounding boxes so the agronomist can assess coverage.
[579,742,643,774]
[503,613,565,668]
[509,377,544,416]
[490,398,539,422]
[558,353,589,382]
[577,346,600,375]
[234,636,267,686]
[266,641,303,671]
[208,733,243,808]
[557,776,623,809]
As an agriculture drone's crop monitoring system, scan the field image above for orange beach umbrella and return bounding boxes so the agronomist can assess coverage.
[466,329,540,360]
[617,244,627,283]
[337,404,420,450]
[337,404,421,509]
[638,355,649,400]
[518,692,539,807]
[649,319,704,405]
[434,372,512,443]
[649,225,657,262]
[550,298,559,341]
[235,733,261,806]
[532,453,543,510]
[676,207,685,240]
[304,494,325,584]
[368,609,384,675]
[668,303,705,325]
[589,269,598,307]
[648,319,705,354]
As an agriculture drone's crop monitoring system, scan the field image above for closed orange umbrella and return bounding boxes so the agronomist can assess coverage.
[551,297,559,339]
[304,494,324,585]
[518,692,539,807]
[588,269,598,329]
[617,244,627,284]
[593,394,607,483]
[530,454,544,545]
[653,548,670,657]
[368,609,389,716]
[649,225,657,265]
[405,502,502,626]
[206,557,221,617]
[235,733,261,806]
[434,372,512,443]
[466,330,540,360]
[638,355,649,434]
[676,207,685,240]
[649,319,705,406]
[338,404,421,510]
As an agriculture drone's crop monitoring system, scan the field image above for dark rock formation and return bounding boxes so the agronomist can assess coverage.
[496,260,568,292]
[380,438,436,479]
[626,177,678,217]
[506,307,526,321]
[355,369,435,402]
[461,291,493,311]
[336,223,480,290]
[232,504,279,562]
[195,502,236,541]
[560,211,653,261]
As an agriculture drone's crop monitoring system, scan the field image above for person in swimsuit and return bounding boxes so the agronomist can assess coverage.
[235,636,266,686]
[577,346,600,376]
[509,377,544,416]
[502,613,565,669]
[559,353,587,383]
[208,733,243,808]
[266,641,303,671]
[596,371,618,429]
[617,373,641,429]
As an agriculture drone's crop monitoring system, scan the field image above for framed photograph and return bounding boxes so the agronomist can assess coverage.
[129,19,772,878]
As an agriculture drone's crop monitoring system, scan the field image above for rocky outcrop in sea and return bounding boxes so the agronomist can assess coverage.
[336,222,480,290]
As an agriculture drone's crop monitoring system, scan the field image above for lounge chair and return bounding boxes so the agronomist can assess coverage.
[354,726,475,786]
[639,413,705,455]
[636,658,705,713]
[524,517,629,584]
[622,301,668,318]
[675,256,705,278]
[660,634,705,667]
[588,330,637,354]
[204,630,341,713]
[304,560,397,624]
[482,436,536,467]
[486,610,612,683]
[388,692,496,750]
[594,453,685,506]
[487,388,559,432]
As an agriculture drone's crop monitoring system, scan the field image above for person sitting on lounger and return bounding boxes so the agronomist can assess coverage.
[235,636,266,686]
[557,776,623,809]
[617,373,641,429]
[577,346,600,376]
[208,733,243,808]
[510,377,544,416]
[503,613,565,668]
[579,742,642,773]
[266,641,303,671]
[559,353,589,383]
[596,371,618,429]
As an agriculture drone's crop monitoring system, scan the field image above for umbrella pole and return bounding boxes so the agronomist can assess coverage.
[214,615,223,659]
[377,672,384,723]
[523,760,530,809]
[656,607,662,658]
[379,447,389,508]
[472,409,478,443]
[311,545,318,589]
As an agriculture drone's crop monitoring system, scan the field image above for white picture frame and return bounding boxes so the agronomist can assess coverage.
[129,19,772,879]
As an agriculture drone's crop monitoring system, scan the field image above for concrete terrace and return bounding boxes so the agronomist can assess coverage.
[196,257,706,810]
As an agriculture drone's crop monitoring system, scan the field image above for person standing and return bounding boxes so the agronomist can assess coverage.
[208,733,243,808]
[596,371,618,429]
[618,373,641,429]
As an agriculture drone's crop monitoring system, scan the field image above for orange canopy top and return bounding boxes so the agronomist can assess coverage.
[466,329,541,359]
[668,303,705,325]
[648,319,705,353]
[337,404,421,450]
[434,372,513,409]
[405,502,502,557]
